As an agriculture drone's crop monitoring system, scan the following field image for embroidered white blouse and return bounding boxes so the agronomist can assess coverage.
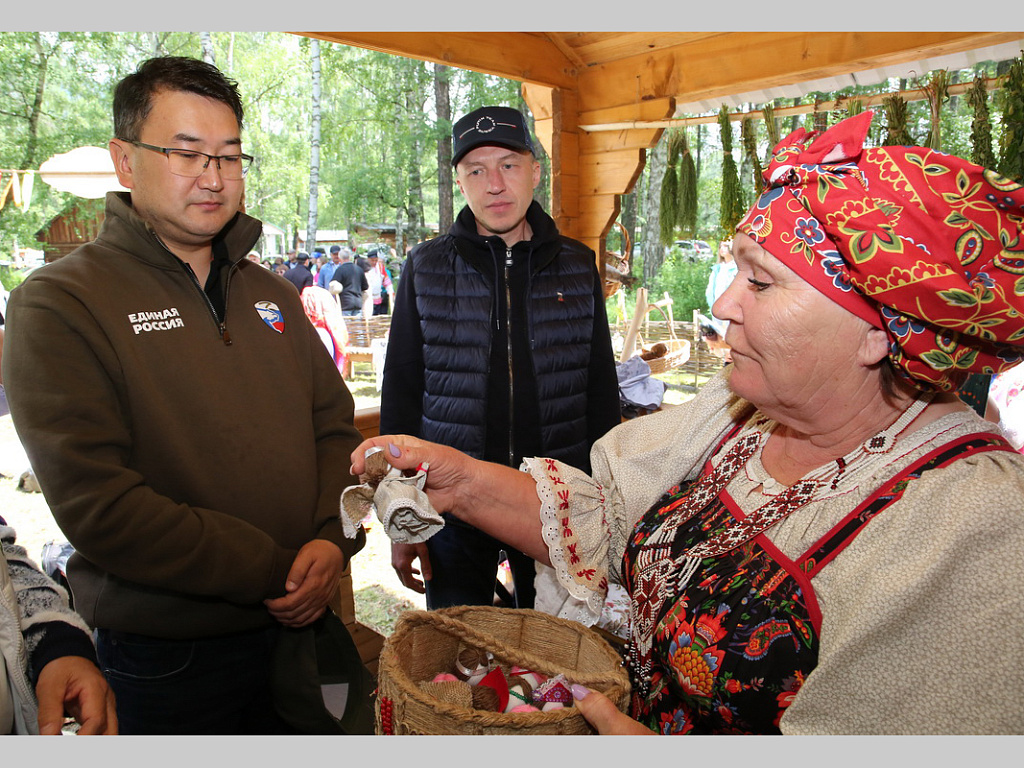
[525,370,1024,734]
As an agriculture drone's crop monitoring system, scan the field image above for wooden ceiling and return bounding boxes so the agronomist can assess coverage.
[297,31,1023,255]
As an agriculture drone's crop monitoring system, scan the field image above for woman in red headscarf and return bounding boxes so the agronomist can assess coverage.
[350,112,1024,735]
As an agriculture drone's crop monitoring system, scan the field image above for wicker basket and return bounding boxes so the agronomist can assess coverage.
[640,336,691,374]
[376,605,631,735]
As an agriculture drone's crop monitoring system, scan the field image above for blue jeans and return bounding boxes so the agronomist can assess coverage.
[95,626,296,735]
[424,514,537,610]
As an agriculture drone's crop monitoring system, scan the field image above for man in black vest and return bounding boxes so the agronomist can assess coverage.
[380,106,619,610]
[282,251,313,292]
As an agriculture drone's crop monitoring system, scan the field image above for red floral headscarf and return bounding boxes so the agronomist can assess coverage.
[736,110,1024,391]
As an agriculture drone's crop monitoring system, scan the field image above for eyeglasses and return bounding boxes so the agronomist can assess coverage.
[124,140,254,180]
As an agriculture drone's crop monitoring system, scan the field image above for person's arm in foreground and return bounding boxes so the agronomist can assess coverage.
[36,656,117,735]
[2,516,116,734]
[351,435,548,564]
[352,437,655,734]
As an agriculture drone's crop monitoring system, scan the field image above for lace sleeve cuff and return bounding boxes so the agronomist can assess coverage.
[523,457,613,626]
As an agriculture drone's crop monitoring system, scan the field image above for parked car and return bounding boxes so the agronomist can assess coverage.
[672,239,713,261]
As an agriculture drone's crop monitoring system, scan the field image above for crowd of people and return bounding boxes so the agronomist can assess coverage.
[2,53,1022,738]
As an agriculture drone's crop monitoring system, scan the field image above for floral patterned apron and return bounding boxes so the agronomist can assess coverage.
[623,427,1013,734]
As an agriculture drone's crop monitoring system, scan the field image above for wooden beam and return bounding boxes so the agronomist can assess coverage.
[582,75,1011,130]
[577,31,1022,111]
[578,194,621,255]
[579,128,662,155]
[579,97,676,127]
[523,83,585,238]
[297,31,578,89]
[557,32,720,66]
[580,149,646,195]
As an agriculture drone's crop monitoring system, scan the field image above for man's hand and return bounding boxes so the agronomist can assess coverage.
[264,539,345,627]
[570,685,655,736]
[36,655,118,735]
[391,541,431,594]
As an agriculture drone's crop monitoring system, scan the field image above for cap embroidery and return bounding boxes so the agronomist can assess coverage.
[458,115,518,140]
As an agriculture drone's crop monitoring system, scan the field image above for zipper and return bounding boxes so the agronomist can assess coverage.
[179,260,233,346]
[1,581,36,726]
[505,246,515,466]
[147,224,235,345]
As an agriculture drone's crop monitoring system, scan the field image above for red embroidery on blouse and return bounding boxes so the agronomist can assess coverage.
[567,542,580,564]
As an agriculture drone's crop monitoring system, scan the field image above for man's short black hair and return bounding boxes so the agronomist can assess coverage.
[113,56,244,142]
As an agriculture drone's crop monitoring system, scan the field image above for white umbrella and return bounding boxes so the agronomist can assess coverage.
[39,146,127,199]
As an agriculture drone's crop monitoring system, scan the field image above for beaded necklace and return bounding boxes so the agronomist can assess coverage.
[626,392,933,694]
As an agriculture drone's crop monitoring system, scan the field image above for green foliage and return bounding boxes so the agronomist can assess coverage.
[0,32,534,258]
[921,69,951,150]
[657,129,698,244]
[0,266,27,291]
[658,163,679,245]
[761,102,781,150]
[966,74,997,169]
[717,106,745,236]
[1,33,1020,269]
[658,129,683,245]
[678,132,698,238]
[633,247,713,316]
[741,117,764,194]
[998,54,1024,183]
[883,93,917,146]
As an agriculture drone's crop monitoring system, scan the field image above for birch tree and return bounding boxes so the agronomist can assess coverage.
[434,63,453,235]
[306,38,321,255]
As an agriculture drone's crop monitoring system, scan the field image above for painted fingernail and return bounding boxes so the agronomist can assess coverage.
[570,684,591,700]
[388,443,401,457]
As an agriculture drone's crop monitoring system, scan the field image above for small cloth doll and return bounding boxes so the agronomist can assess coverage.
[454,647,492,685]
[532,674,574,711]
[505,674,534,712]
[341,447,445,543]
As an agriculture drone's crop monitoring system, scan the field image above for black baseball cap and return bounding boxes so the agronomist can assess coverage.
[452,106,535,167]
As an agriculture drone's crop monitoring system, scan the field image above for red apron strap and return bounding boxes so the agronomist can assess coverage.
[799,433,1015,577]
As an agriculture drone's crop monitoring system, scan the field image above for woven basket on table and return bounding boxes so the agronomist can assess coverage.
[641,336,691,375]
[632,293,691,375]
[376,605,631,735]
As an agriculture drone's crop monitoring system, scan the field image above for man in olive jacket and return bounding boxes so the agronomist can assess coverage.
[2,57,365,734]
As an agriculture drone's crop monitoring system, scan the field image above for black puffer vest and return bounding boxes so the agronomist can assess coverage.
[408,203,604,470]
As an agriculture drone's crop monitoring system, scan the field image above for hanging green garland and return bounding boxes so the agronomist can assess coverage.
[719,105,745,235]
[883,93,916,146]
[998,53,1024,183]
[762,102,781,150]
[678,128,698,238]
[922,69,951,150]
[741,117,764,193]
[812,100,829,133]
[659,129,684,246]
[966,74,997,169]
